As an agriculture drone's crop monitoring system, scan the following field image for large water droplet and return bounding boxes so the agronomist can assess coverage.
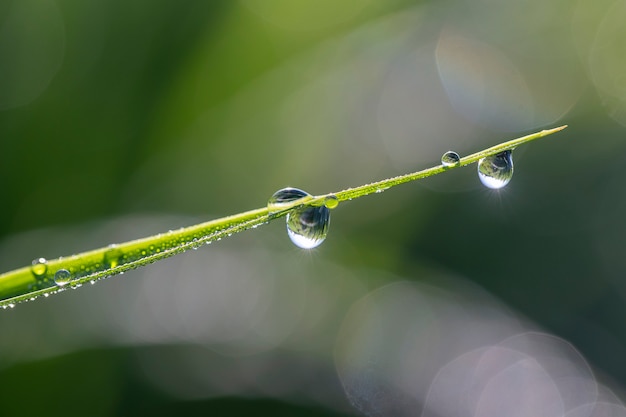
[269,188,330,249]
[441,151,460,167]
[287,205,330,249]
[54,269,72,286]
[477,150,514,189]
[31,258,48,277]
[268,187,310,213]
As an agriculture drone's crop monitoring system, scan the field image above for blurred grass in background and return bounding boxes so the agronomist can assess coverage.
[2,0,626,415]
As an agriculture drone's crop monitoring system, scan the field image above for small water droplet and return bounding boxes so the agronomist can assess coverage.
[31,258,48,277]
[191,238,200,250]
[54,269,72,287]
[324,195,339,209]
[477,150,514,189]
[8,303,15,309]
[441,151,461,167]
[44,293,49,297]
[268,187,310,213]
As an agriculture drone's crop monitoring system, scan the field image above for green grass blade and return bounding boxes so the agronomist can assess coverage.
[0,125,567,308]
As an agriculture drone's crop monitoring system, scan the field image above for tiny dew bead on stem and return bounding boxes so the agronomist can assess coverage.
[0,125,567,308]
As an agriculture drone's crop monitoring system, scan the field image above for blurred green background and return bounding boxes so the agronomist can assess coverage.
[2,0,626,415]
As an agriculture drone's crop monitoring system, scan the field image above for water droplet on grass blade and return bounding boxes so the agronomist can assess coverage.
[441,151,460,167]
[269,187,331,249]
[268,187,310,213]
[478,150,514,189]
[31,258,48,277]
[324,195,339,209]
[287,205,330,249]
[54,269,72,286]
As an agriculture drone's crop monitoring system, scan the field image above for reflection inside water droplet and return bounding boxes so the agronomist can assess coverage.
[269,188,330,249]
[54,269,72,286]
[267,187,310,213]
[324,195,339,209]
[477,150,514,189]
[441,151,460,167]
[287,205,330,249]
[31,258,48,277]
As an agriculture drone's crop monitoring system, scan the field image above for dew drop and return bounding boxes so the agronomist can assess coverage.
[441,151,460,167]
[269,188,331,249]
[477,150,514,189]
[53,269,72,287]
[31,258,48,277]
[268,187,310,213]
[287,206,330,249]
[324,195,339,209]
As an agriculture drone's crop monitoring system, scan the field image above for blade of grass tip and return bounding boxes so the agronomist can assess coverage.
[0,125,568,308]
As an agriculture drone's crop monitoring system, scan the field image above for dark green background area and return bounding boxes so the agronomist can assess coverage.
[0,348,352,417]
[2,0,626,415]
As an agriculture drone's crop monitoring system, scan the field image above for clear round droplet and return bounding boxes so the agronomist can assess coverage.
[324,195,339,209]
[53,269,72,287]
[477,150,514,189]
[31,258,48,277]
[287,205,330,249]
[268,187,310,213]
[269,188,331,249]
[441,151,460,167]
